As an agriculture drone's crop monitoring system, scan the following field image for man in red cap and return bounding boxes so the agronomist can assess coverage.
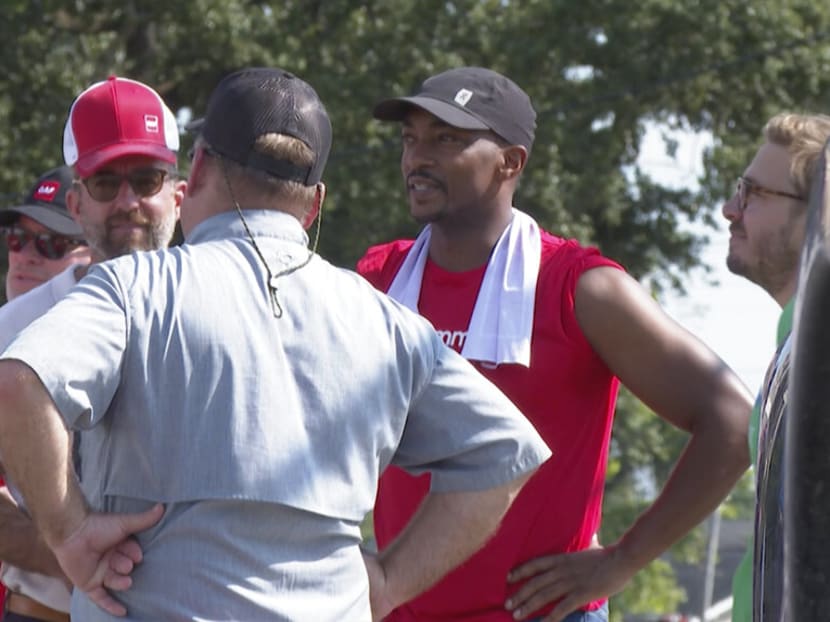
[0,75,183,622]
[62,75,182,260]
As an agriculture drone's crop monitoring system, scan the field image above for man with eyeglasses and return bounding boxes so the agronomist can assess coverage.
[0,165,90,303]
[723,112,830,622]
[0,76,183,622]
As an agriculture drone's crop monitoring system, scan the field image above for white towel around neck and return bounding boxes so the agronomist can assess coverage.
[387,208,541,367]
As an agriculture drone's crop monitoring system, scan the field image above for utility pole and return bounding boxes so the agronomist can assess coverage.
[701,507,722,620]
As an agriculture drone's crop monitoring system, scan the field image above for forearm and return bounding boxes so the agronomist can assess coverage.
[0,360,88,547]
[613,398,750,570]
[379,472,532,609]
[0,487,65,576]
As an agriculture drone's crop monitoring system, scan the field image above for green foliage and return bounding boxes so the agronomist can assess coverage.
[603,388,756,615]
[609,559,688,622]
[0,1,823,615]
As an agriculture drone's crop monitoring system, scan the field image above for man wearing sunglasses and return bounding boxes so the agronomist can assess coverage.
[0,76,183,622]
[0,165,90,303]
[0,164,89,622]
[722,113,830,622]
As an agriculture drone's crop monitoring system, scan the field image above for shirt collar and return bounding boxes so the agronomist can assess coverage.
[186,210,308,247]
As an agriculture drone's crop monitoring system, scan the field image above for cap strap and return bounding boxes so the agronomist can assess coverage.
[245,152,311,184]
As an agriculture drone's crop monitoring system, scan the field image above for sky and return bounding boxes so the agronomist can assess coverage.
[637,124,780,392]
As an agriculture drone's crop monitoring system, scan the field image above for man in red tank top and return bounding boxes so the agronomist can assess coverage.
[357,67,753,622]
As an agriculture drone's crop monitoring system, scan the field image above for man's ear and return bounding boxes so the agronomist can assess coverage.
[500,145,528,180]
[302,183,326,229]
[185,147,208,199]
[172,178,187,221]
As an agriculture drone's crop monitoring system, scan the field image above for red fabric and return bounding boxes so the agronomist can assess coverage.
[66,76,177,177]
[357,231,622,621]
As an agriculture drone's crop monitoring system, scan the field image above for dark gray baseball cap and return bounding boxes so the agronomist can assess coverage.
[373,67,537,153]
[0,165,83,236]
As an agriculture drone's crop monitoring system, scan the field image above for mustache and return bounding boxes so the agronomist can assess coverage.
[729,223,745,236]
[406,169,445,190]
[107,212,151,228]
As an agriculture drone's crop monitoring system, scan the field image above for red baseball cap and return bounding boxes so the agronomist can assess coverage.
[63,76,180,177]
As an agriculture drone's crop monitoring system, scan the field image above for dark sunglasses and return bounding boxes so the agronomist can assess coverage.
[82,167,173,202]
[736,176,806,212]
[2,226,87,260]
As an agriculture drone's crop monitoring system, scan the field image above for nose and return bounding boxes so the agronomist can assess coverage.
[722,192,742,223]
[112,178,141,210]
[401,139,434,177]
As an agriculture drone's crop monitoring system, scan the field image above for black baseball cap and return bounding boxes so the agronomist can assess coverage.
[187,67,332,186]
[373,67,536,152]
[0,165,83,236]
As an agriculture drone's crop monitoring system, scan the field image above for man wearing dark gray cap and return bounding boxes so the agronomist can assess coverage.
[0,67,551,621]
[1,165,89,302]
[358,66,752,622]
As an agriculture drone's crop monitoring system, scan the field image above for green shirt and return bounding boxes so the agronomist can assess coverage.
[731,298,793,622]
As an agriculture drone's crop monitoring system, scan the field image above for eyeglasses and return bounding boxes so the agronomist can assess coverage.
[81,167,173,202]
[736,176,806,212]
[2,226,87,260]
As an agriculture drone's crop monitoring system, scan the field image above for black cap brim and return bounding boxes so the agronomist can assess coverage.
[0,205,84,237]
[373,96,489,131]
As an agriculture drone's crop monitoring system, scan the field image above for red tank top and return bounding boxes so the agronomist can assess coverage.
[357,231,621,620]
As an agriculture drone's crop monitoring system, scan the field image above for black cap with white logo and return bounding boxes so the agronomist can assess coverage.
[373,66,537,153]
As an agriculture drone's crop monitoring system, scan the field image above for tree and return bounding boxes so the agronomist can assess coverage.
[1,1,828,616]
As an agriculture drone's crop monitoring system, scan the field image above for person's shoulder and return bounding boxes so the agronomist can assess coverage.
[328,259,443,348]
[356,239,414,288]
[0,268,76,347]
[1,266,74,317]
[538,229,623,273]
[82,248,187,301]
[357,239,414,271]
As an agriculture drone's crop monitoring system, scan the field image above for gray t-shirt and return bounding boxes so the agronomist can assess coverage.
[3,210,550,621]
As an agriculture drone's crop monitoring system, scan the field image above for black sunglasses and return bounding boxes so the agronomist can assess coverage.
[2,225,87,260]
[82,167,173,202]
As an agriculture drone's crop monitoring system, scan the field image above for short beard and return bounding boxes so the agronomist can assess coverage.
[84,209,177,259]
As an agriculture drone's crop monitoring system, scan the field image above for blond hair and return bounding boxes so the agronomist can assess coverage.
[764,113,830,198]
